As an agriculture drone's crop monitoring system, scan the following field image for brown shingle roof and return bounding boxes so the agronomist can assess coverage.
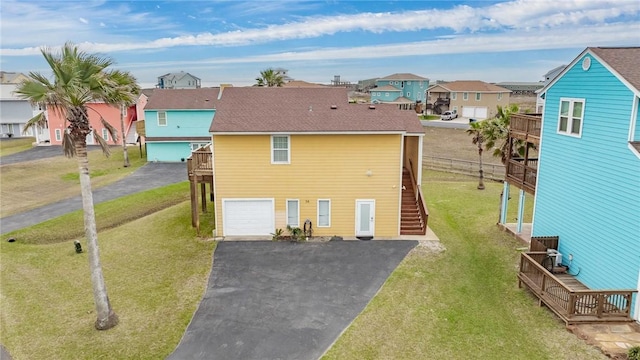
[434,80,511,93]
[373,85,402,91]
[282,80,327,88]
[379,73,429,81]
[589,47,640,92]
[210,87,423,134]
[145,88,220,110]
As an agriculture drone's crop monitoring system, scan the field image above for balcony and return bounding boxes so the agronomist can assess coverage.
[187,145,214,233]
[518,252,637,325]
[506,157,537,195]
[510,113,542,144]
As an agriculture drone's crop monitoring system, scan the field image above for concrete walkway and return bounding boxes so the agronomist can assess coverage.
[167,240,418,360]
[0,163,186,234]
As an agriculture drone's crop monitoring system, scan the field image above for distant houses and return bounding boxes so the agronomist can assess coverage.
[0,71,48,142]
[369,73,430,111]
[426,80,511,119]
[157,72,201,89]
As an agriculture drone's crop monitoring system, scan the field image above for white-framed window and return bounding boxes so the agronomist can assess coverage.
[385,92,389,97]
[417,93,421,100]
[558,98,585,137]
[318,199,331,227]
[271,135,290,164]
[286,199,299,227]
[497,93,503,101]
[157,111,167,126]
[453,106,458,112]
[475,93,481,101]
[102,128,109,141]
[190,142,209,151]
[463,92,469,101]
[406,92,411,97]
[407,81,411,85]
[55,128,62,141]
[452,92,457,100]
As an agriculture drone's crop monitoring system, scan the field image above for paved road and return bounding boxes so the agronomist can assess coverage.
[167,240,417,360]
[0,163,186,234]
[0,144,108,165]
[421,118,472,129]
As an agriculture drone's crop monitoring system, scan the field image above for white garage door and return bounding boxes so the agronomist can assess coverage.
[462,106,488,119]
[223,199,274,236]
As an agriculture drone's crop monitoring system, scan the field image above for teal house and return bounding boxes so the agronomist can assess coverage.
[505,47,639,322]
[144,88,220,162]
[370,73,429,110]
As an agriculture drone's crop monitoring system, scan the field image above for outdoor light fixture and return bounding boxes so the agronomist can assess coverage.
[74,240,83,253]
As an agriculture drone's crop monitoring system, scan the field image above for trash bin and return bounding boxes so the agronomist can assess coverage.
[469,118,477,123]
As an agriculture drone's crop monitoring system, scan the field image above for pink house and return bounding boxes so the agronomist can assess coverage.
[47,103,137,146]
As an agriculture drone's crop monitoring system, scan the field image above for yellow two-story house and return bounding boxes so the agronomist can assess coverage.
[210,87,427,239]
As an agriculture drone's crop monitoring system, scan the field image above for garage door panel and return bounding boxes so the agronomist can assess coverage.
[224,199,274,236]
[462,106,488,119]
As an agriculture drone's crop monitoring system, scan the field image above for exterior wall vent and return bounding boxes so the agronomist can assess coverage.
[369,105,376,109]
[330,105,337,109]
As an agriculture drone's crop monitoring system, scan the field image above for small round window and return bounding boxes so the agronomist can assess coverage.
[582,56,591,71]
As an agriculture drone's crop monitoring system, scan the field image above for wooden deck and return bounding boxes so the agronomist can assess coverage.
[518,252,636,325]
[187,145,214,233]
[506,114,541,195]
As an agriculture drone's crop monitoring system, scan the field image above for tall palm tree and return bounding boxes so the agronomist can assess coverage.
[16,43,140,330]
[482,104,522,164]
[255,68,285,87]
[106,70,140,167]
[467,121,486,190]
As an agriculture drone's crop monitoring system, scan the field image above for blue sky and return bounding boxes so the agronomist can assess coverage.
[1,0,639,88]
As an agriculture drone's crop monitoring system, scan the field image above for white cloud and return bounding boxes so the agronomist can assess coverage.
[2,0,637,55]
[79,17,88,24]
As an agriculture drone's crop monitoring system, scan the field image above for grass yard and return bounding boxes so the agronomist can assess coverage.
[0,198,216,359]
[423,126,504,164]
[0,146,146,217]
[0,137,36,157]
[322,170,605,360]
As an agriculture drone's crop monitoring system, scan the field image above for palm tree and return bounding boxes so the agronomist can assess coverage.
[482,104,521,164]
[106,70,140,167]
[467,121,486,190]
[255,68,285,87]
[16,43,140,330]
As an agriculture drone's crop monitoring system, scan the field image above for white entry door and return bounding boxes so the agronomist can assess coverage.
[355,200,375,238]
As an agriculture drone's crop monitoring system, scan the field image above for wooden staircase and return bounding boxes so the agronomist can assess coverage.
[401,168,426,235]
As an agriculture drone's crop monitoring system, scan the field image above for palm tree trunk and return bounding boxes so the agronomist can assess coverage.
[120,104,130,167]
[76,142,119,330]
[477,144,485,190]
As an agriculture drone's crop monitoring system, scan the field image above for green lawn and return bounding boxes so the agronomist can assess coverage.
[0,197,216,359]
[322,170,605,360]
[0,137,36,157]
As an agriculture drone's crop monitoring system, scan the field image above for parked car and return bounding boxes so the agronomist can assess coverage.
[441,110,458,121]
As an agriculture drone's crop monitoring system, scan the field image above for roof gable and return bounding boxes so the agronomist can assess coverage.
[541,47,640,96]
[379,73,429,81]
[145,88,219,110]
[210,87,423,134]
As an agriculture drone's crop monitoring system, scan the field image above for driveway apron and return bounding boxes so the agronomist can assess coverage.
[168,240,417,360]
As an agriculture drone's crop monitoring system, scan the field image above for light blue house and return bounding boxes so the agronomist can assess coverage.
[144,88,220,162]
[505,47,639,322]
[370,73,429,110]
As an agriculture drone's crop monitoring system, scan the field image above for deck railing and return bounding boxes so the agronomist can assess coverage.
[506,158,537,194]
[187,145,213,177]
[510,113,542,142]
[408,159,429,234]
[518,252,636,324]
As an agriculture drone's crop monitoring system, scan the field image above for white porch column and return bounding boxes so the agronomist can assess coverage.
[516,189,525,233]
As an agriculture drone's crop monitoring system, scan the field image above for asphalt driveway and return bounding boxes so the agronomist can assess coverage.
[168,240,417,360]
[0,162,186,234]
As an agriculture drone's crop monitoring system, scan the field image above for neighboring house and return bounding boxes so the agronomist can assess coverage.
[157,71,201,89]
[207,87,427,238]
[272,68,294,82]
[370,73,429,110]
[496,82,543,95]
[46,102,137,146]
[426,80,511,119]
[503,47,640,323]
[144,88,220,162]
[0,72,48,142]
[536,65,567,113]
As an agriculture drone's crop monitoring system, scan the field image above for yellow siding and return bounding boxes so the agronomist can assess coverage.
[214,134,403,237]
